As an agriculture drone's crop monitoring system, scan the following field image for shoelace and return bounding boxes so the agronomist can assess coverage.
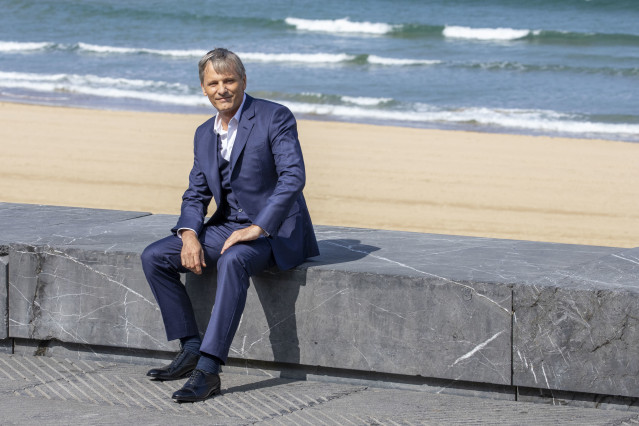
[185,370,203,386]
[169,350,186,367]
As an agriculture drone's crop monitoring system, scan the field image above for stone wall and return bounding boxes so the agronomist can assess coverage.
[1,255,7,340]
[2,202,639,400]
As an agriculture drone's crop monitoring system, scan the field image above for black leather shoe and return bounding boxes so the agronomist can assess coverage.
[172,369,221,403]
[147,350,199,381]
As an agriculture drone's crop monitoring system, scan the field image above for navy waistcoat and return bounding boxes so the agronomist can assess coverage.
[217,134,250,224]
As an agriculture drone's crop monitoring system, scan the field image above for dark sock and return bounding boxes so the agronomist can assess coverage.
[196,352,221,374]
[180,335,202,356]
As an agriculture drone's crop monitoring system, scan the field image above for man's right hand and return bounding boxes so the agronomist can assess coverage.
[180,230,207,275]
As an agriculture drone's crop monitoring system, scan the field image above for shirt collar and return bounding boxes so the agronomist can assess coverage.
[214,93,247,135]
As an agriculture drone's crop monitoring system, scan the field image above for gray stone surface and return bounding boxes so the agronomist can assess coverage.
[12,338,174,366]
[0,202,151,246]
[0,353,637,425]
[0,256,7,339]
[517,386,639,413]
[311,226,618,283]
[513,247,639,398]
[0,339,11,354]
[8,214,181,353]
[188,267,513,385]
[4,204,639,399]
[186,226,621,387]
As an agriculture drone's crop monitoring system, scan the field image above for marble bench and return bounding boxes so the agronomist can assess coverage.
[1,202,638,404]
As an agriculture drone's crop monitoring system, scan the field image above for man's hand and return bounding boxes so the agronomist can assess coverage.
[221,225,265,254]
[180,230,207,275]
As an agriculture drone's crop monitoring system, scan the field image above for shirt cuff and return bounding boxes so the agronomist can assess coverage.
[254,224,270,238]
[177,228,197,239]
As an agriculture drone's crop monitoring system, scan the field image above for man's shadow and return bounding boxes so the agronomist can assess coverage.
[184,238,379,385]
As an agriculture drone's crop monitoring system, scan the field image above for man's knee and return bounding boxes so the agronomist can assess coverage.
[217,243,271,278]
[141,242,160,269]
[141,237,176,270]
[217,248,245,273]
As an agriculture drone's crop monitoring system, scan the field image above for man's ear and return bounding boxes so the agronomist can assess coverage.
[201,84,206,95]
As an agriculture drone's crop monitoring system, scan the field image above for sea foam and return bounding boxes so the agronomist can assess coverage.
[239,52,355,64]
[367,55,441,66]
[285,17,396,35]
[280,101,639,137]
[341,96,392,106]
[0,71,198,105]
[0,41,54,52]
[443,26,536,41]
[77,42,205,58]
[2,39,439,68]
[0,71,188,91]
[2,69,637,138]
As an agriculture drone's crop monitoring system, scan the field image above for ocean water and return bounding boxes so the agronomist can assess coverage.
[1,0,638,141]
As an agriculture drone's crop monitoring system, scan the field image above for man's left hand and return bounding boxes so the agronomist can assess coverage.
[221,224,266,254]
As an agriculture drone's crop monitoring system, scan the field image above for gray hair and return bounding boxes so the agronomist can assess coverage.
[198,48,246,84]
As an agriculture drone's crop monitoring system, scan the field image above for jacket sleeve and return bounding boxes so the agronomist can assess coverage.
[171,129,213,236]
[252,105,306,237]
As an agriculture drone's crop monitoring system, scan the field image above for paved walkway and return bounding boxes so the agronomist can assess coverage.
[0,353,638,425]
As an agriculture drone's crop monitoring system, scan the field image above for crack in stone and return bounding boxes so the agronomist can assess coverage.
[117,315,170,349]
[28,251,46,337]
[350,341,374,371]
[235,288,350,357]
[323,241,512,315]
[11,257,166,346]
[16,246,158,309]
[452,330,506,366]
[590,312,631,354]
[612,254,639,266]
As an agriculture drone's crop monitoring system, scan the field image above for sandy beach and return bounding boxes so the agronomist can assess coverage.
[1,101,637,248]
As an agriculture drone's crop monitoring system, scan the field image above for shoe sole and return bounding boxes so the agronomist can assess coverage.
[173,388,221,403]
[147,370,195,381]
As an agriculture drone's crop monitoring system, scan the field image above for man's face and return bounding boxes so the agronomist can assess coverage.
[201,62,247,120]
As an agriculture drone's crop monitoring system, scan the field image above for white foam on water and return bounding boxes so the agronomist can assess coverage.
[3,40,440,69]
[443,26,536,41]
[0,71,188,91]
[238,52,355,63]
[0,71,199,105]
[285,17,396,35]
[341,96,392,106]
[77,42,205,58]
[0,41,54,52]
[280,101,639,137]
[367,55,441,66]
[0,79,205,106]
[2,69,636,138]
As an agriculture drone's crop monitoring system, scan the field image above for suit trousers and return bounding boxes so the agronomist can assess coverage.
[141,221,275,363]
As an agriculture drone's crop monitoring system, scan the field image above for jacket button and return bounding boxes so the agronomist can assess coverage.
[238,208,243,212]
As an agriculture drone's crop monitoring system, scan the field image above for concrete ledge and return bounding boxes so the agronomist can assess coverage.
[3,203,638,400]
[513,246,639,397]
[1,255,7,340]
[187,256,513,385]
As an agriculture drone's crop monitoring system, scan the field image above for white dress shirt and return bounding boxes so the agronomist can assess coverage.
[178,94,247,238]
[214,94,246,162]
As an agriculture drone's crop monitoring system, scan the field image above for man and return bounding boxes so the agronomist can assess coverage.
[141,48,319,403]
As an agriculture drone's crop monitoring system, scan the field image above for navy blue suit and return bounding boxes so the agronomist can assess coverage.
[141,95,319,362]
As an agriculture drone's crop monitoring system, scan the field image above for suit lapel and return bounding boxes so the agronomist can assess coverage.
[230,95,255,171]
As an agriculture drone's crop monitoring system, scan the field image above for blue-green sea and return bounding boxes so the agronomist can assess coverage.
[1,0,638,141]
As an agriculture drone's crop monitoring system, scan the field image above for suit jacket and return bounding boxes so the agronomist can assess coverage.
[172,95,319,270]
